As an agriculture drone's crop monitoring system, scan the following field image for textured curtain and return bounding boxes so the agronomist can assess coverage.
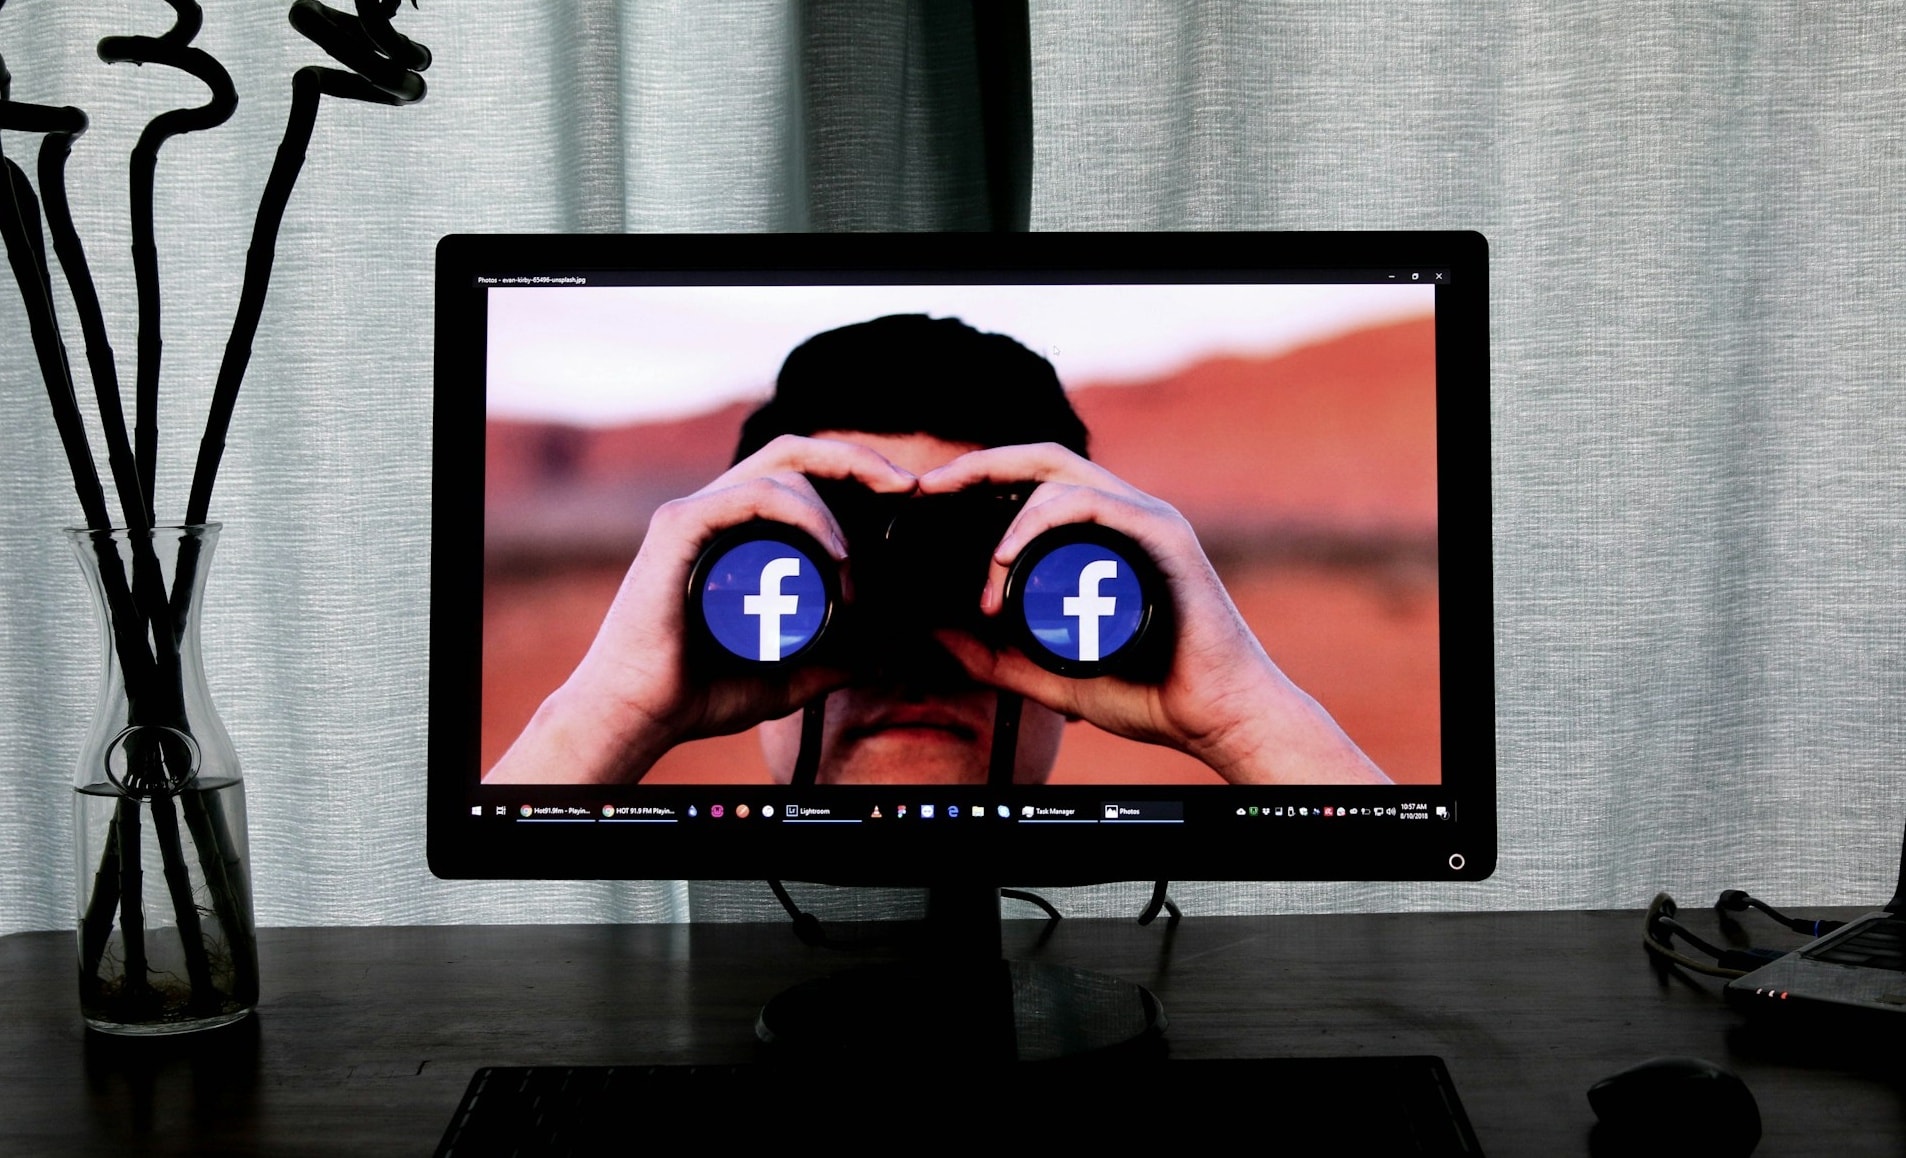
[4,2,1905,935]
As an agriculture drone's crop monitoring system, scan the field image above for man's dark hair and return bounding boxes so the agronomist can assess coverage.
[734,314,1089,463]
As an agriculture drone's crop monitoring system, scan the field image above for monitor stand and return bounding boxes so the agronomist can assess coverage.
[754,883,1166,1062]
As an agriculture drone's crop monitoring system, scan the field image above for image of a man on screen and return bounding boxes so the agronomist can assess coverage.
[485,313,1392,788]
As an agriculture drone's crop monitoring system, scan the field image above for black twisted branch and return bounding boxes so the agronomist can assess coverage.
[38,126,150,534]
[7,9,219,1001]
[2,72,169,994]
[0,154,112,531]
[4,7,232,1017]
[98,1,238,527]
[5,0,428,1022]
[3,70,174,706]
[2,6,141,531]
[184,0,429,526]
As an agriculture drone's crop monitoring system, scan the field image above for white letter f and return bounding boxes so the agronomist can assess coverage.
[744,557,802,661]
[1063,559,1119,662]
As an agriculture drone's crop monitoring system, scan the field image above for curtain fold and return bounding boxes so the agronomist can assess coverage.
[798,0,1026,230]
[1028,0,1906,915]
[3,2,1903,934]
[551,0,626,233]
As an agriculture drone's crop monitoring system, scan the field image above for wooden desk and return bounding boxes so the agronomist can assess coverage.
[2,910,1900,1155]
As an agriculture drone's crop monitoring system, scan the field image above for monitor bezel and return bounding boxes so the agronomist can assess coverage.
[427,232,1494,886]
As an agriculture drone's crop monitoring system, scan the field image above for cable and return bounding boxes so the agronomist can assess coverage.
[1643,893,1793,979]
[766,879,827,947]
[1137,880,1180,926]
[987,691,1022,786]
[789,700,824,787]
[1714,889,1846,939]
[1000,888,1061,923]
[1644,894,1746,978]
[767,882,1064,949]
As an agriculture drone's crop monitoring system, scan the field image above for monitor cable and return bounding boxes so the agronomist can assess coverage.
[768,881,1178,947]
[1000,888,1061,922]
[789,701,824,787]
[767,879,831,947]
[766,880,1062,950]
[1642,892,1829,979]
[988,691,1021,786]
[1137,881,1180,927]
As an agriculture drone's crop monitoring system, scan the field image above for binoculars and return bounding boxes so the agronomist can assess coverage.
[686,479,1170,682]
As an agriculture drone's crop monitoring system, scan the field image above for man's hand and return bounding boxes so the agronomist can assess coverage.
[484,435,917,784]
[919,443,1390,785]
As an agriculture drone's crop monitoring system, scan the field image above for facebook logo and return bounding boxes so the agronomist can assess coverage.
[700,538,827,662]
[744,557,802,661]
[1020,543,1144,663]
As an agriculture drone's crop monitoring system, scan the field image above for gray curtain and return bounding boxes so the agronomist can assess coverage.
[4,2,1904,935]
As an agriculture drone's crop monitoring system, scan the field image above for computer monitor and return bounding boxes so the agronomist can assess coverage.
[427,232,1494,894]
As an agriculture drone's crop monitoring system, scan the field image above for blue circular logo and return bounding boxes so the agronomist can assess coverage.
[700,538,828,662]
[1020,542,1144,662]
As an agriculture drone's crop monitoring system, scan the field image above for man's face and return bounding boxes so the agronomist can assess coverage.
[758,430,1064,785]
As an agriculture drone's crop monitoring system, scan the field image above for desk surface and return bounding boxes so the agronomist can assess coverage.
[2,908,1900,1156]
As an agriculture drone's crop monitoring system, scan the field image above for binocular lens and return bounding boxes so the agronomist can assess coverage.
[684,506,1169,683]
[1004,526,1168,681]
[1018,543,1146,662]
[691,524,834,666]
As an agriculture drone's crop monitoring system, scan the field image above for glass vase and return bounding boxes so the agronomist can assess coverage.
[68,523,258,1035]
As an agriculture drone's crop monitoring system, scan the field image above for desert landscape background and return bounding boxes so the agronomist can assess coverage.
[483,314,1440,785]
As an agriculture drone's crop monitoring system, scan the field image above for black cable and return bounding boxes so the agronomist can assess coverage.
[768,882,1064,950]
[1000,888,1060,923]
[1644,893,1793,980]
[790,700,824,786]
[766,879,826,947]
[987,691,1021,786]
[1137,880,1180,926]
[1643,894,1746,978]
[1714,889,1845,938]
[1659,912,1730,961]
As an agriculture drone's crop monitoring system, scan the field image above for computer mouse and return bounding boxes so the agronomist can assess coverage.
[1587,1056,1760,1157]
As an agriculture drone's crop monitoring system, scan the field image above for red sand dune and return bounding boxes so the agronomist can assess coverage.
[1071,317,1437,533]
[486,317,1437,539]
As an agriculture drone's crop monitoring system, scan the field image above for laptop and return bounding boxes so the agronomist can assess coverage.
[1723,824,1906,1020]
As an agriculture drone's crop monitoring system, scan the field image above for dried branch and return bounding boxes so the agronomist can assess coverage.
[5,0,431,1026]
[37,125,149,532]
[0,154,113,530]
[98,1,239,526]
[186,0,429,525]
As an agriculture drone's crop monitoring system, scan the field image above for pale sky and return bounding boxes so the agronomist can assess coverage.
[487,282,1435,426]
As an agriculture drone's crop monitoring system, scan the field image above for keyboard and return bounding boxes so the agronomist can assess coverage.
[436,1057,1483,1155]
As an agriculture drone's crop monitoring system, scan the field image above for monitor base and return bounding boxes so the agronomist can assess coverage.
[755,958,1166,1062]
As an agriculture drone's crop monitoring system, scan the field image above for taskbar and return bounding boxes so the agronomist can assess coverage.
[462,791,1463,829]
[441,784,1489,881]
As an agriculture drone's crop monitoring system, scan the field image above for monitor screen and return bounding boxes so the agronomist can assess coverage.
[427,233,1493,885]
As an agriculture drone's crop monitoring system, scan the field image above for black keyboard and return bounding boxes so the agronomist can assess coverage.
[436,1057,1482,1155]
[1809,915,1906,970]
